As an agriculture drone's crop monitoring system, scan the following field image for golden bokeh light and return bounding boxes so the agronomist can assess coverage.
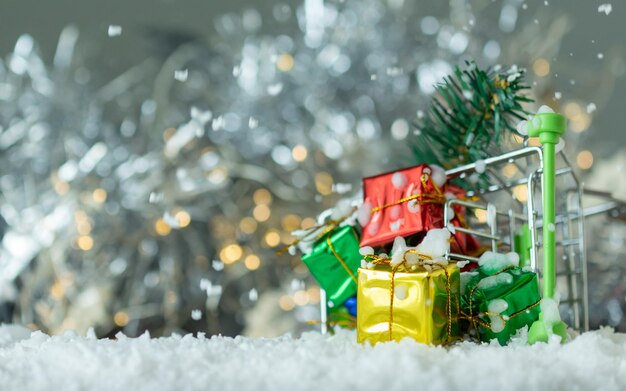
[54,180,70,195]
[474,209,487,223]
[253,188,272,205]
[281,214,301,231]
[114,311,129,327]
[301,217,316,229]
[513,185,529,202]
[276,53,295,72]
[315,172,333,195]
[50,281,64,300]
[154,218,172,236]
[175,210,191,228]
[501,163,518,178]
[77,220,92,235]
[293,290,309,306]
[92,188,107,203]
[291,145,308,162]
[280,232,294,244]
[253,204,271,222]
[244,254,261,270]
[307,286,321,304]
[576,150,594,170]
[239,217,258,234]
[532,58,550,77]
[264,230,281,247]
[220,243,243,264]
[77,235,94,251]
[570,112,591,133]
[564,102,582,118]
[278,295,295,311]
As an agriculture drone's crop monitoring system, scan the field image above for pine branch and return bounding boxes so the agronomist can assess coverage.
[413,61,532,169]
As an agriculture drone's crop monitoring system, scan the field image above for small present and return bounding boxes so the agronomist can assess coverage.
[359,164,447,248]
[460,251,541,345]
[302,225,362,308]
[357,231,460,345]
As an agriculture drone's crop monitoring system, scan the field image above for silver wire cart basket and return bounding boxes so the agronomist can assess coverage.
[319,144,626,334]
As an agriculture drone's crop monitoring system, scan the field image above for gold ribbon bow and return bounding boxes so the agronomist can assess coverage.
[369,173,447,215]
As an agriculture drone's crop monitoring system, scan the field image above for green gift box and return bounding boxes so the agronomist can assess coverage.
[461,267,541,345]
[302,225,361,308]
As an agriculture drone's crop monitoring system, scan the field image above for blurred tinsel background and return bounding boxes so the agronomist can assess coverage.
[0,0,624,338]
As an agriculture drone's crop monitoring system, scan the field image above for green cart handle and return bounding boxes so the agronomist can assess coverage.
[527,112,568,344]
[527,113,566,298]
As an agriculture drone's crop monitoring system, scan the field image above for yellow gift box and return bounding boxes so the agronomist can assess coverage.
[357,263,460,345]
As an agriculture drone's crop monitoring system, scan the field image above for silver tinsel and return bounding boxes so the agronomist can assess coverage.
[0,0,623,336]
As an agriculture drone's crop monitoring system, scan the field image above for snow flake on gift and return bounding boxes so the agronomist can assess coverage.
[486,299,509,333]
[389,218,404,232]
[430,165,447,188]
[394,284,408,300]
[388,229,451,267]
[357,201,372,226]
[367,220,380,236]
[478,251,520,275]
[389,204,402,220]
[391,172,408,189]
[407,200,421,214]
[359,246,375,256]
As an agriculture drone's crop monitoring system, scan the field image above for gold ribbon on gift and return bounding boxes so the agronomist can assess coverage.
[276,209,355,256]
[326,235,357,284]
[369,173,447,214]
[459,267,541,335]
[362,250,454,342]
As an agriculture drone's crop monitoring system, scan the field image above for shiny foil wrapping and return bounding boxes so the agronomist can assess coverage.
[302,226,361,307]
[461,268,541,345]
[360,164,444,248]
[357,263,460,345]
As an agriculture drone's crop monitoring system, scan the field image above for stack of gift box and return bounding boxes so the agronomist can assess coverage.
[289,163,542,346]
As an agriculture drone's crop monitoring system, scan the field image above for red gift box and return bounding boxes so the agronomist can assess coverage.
[360,164,446,248]
[360,164,482,258]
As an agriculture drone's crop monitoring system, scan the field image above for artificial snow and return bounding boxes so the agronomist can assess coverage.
[391,172,408,189]
[474,159,486,174]
[387,230,450,267]
[487,299,509,333]
[416,228,451,259]
[429,164,447,187]
[516,119,529,136]
[357,201,372,226]
[107,25,122,37]
[598,3,612,15]
[1,325,626,390]
[478,251,520,274]
[359,246,375,256]
[586,103,597,113]
[537,104,555,114]
[174,69,189,82]
[477,272,514,290]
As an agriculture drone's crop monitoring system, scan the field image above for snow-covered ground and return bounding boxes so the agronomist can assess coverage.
[1,325,625,390]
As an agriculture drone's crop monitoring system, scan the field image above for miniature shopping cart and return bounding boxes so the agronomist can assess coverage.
[318,112,626,335]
